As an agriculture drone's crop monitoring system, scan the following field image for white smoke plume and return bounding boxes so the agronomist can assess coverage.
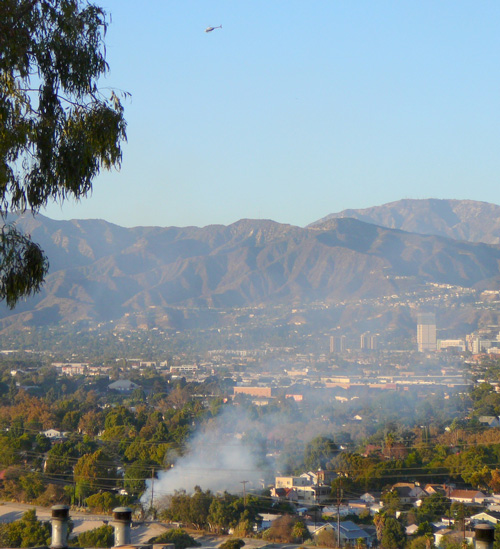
[143,406,269,504]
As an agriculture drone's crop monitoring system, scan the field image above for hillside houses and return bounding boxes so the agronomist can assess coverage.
[449,489,488,504]
[311,522,374,547]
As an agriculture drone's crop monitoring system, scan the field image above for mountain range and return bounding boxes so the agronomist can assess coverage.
[2,198,500,334]
[311,198,500,244]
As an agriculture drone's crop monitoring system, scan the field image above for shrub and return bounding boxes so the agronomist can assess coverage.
[148,528,201,549]
[72,525,114,548]
[0,510,51,548]
[219,539,245,549]
[85,492,120,513]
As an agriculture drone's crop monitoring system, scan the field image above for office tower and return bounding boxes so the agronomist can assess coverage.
[361,332,378,350]
[417,313,437,352]
[340,335,347,352]
[330,335,346,353]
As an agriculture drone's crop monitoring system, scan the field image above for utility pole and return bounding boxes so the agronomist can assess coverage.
[447,485,451,527]
[463,507,467,548]
[336,478,343,548]
[241,480,249,507]
[151,467,155,516]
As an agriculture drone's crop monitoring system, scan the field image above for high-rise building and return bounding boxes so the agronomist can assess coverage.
[330,335,346,353]
[340,335,347,352]
[360,332,378,350]
[417,313,437,352]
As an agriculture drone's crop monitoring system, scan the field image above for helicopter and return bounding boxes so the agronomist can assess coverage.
[205,25,222,33]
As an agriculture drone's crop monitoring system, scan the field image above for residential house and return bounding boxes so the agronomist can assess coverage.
[275,476,310,489]
[470,510,500,525]
[41,429,69,440]
[274,474,331,503]
[406,524,419,536]
[360,492,382,504]
[449,489,487,504]
[311,522,336,539]
[108,379,140,393]
[424,484,449,496]
[434,529,474,547]
[300,469,337,485]
[332,521,373,547]
[345,500,371,516]
[391,482,427,504]
[270,487,298,502]
[479,416,500,428]
[256,514,282,531]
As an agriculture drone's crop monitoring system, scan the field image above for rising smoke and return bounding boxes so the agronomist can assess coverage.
[143,406,271,505]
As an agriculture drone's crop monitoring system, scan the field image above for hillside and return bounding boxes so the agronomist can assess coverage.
[2,211,500,332]
[310,198,500,244]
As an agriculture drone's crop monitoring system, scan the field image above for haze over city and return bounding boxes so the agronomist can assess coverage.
[4,2,500,549]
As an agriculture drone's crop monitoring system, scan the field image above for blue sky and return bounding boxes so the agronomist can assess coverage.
[43,1,500,228]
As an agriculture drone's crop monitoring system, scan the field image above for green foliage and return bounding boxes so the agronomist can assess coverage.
[124,460,151,498]
[74,449,116,488]
[104,406,136,429]
[219,539,245,549]
[407,536,436,549]
[0,226,49,309]
[0,0,127,307]
[85,492,120,513]
[381,489,402,515]
[416,521,433,537]
[0,509,51,548]
[34,433,51,452]
[304,436,338,470]
[72,524,114,548]
[161,490,265,534]
[291,521,311,542]
[494,521,500,549]
[148,529,201,549]
[207,495,239,534]
[18,472,45,501]
[0,433,20,468]
[45,440,78,475]
[161,488,213,530]
[438,537,473,548]
[417,493,451,523]
[380,517,406,549]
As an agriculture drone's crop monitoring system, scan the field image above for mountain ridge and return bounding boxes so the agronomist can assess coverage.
[1,204,500,334]
[310,198,500,244]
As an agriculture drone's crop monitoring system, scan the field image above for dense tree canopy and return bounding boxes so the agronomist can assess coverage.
[0,0,126,307]
[0,510,51,548]
[303,435,338,470]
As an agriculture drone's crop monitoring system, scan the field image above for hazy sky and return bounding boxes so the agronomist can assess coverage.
[43,1,500,228]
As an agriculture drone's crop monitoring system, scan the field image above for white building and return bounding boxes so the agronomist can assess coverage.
[417,313,436,352]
